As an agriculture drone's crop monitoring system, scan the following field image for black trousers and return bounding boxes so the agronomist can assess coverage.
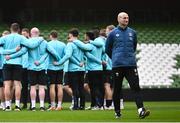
[88,71,104,108]
[21,69,28,106]
[68,71,85,108]
[112,67,143,113]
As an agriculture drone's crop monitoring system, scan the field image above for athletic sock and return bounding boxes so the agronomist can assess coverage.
[1,102,6,109]
[31,100,36,108]
[51,102,55,107]
[40,100,44,108]
[5,101,10,107]
[57,101,62,107]
[15,100,20,107]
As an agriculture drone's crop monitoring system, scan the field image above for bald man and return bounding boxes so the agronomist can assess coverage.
[28,27,60,111]
[105,12,150,119]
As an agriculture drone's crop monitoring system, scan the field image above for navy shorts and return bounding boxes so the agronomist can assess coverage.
[28,70,48,86]
[47,70,63,84]
[2,64,23,81]
[103,70,113,85]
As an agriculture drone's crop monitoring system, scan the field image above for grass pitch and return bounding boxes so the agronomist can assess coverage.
[0,101,179,122]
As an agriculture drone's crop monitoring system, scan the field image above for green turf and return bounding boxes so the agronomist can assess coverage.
[0,101,180,122]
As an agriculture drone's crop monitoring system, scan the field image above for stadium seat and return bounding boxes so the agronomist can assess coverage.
[137,42,180,88]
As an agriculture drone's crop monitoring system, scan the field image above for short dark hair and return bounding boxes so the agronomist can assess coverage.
[10,23,20,32]
[91,26,100,38]
[22,28,29,33]
[85,31,95,40]
[50,30,58,38]
[68,28,79,37]
[100,29,106,37]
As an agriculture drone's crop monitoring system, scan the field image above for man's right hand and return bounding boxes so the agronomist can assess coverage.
[53,61,59,66]
[102,61,107,65]
[79,62,84,67]
[16,46,21,52]
[5,55,11,60]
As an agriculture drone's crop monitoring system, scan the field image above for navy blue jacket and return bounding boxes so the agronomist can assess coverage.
[105,26,137,68]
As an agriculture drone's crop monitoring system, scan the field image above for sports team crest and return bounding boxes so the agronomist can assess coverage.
[116,34,120,37]
[129,32,132,36]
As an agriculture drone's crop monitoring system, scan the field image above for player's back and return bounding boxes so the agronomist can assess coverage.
[48,40,65,70]
[68,41,85,72]
[3,33,24,49]
[2,33,27,65]
[28,37,48,71]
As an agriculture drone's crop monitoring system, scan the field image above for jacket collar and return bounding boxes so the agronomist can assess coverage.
[117,26,127,31]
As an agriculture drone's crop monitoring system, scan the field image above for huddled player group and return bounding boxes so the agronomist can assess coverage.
[0,12,150,119]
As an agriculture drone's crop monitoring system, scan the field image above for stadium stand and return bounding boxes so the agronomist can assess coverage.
[136,43,180,88]
[0,23,179,88]
[125,24,180,88]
